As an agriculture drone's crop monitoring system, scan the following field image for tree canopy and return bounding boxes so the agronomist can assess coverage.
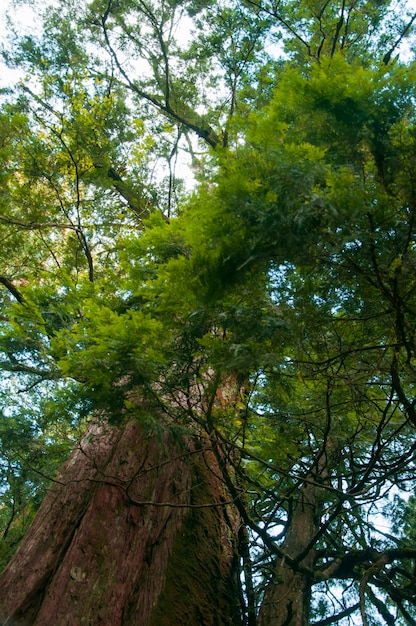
[1,0,416,624]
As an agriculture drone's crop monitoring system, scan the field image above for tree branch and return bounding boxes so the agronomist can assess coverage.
[311,601,360,626]
[0,214,80,232]
[383,12,416,64]
[317,547,416,582]
[0,276,25,304]
[99,2,221,148]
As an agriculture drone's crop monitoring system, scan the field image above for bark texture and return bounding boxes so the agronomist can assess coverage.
[257,480,318,626]
[0,419,241,626]
[257,442,339,626]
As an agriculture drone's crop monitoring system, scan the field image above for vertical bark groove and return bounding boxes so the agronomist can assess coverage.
[0,419,241,625]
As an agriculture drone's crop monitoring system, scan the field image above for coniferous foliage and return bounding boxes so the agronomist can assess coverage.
[1,1,416,624]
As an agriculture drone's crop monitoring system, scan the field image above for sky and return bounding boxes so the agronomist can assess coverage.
[0,3,414,622]
[2,0,416,88]
[0,1,40,87]
[2,0,416,193]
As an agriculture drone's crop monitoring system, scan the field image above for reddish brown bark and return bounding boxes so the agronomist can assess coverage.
[0,419,242,625]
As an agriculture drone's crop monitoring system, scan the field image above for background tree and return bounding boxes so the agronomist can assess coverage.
[1,1,416,625]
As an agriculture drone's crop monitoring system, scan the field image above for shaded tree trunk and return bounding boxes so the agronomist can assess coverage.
[258,440,340,626]
[0,419,242,625]
[257,480,318,626]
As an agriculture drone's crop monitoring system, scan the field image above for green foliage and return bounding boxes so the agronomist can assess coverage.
[0,381,83,569]
[1,0,416,622]
[53,301,168,417]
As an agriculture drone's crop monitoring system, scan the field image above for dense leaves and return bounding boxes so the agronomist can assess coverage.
[1,0,416,624]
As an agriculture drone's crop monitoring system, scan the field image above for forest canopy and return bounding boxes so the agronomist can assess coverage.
[1,1,416,624]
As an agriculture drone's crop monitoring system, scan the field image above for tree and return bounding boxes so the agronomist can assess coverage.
[1,1,416,624]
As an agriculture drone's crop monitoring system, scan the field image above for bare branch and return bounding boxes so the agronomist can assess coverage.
[310,602,361,626]
[383,12,416,64]
[0,275,24,304]
[0,214,80,232]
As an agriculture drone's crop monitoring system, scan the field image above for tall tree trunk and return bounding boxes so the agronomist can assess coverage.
[257,480,318,626]
[258,440,340,626]
[0,418,242,625]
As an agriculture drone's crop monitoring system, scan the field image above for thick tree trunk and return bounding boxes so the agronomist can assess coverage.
[0,419,242,625]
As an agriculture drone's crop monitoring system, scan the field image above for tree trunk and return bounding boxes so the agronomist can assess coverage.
[257,480,318,626]
[0,419,242,626]
[257,437,341,626]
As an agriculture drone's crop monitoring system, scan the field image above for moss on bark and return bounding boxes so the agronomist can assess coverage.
[149,453,242,626]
